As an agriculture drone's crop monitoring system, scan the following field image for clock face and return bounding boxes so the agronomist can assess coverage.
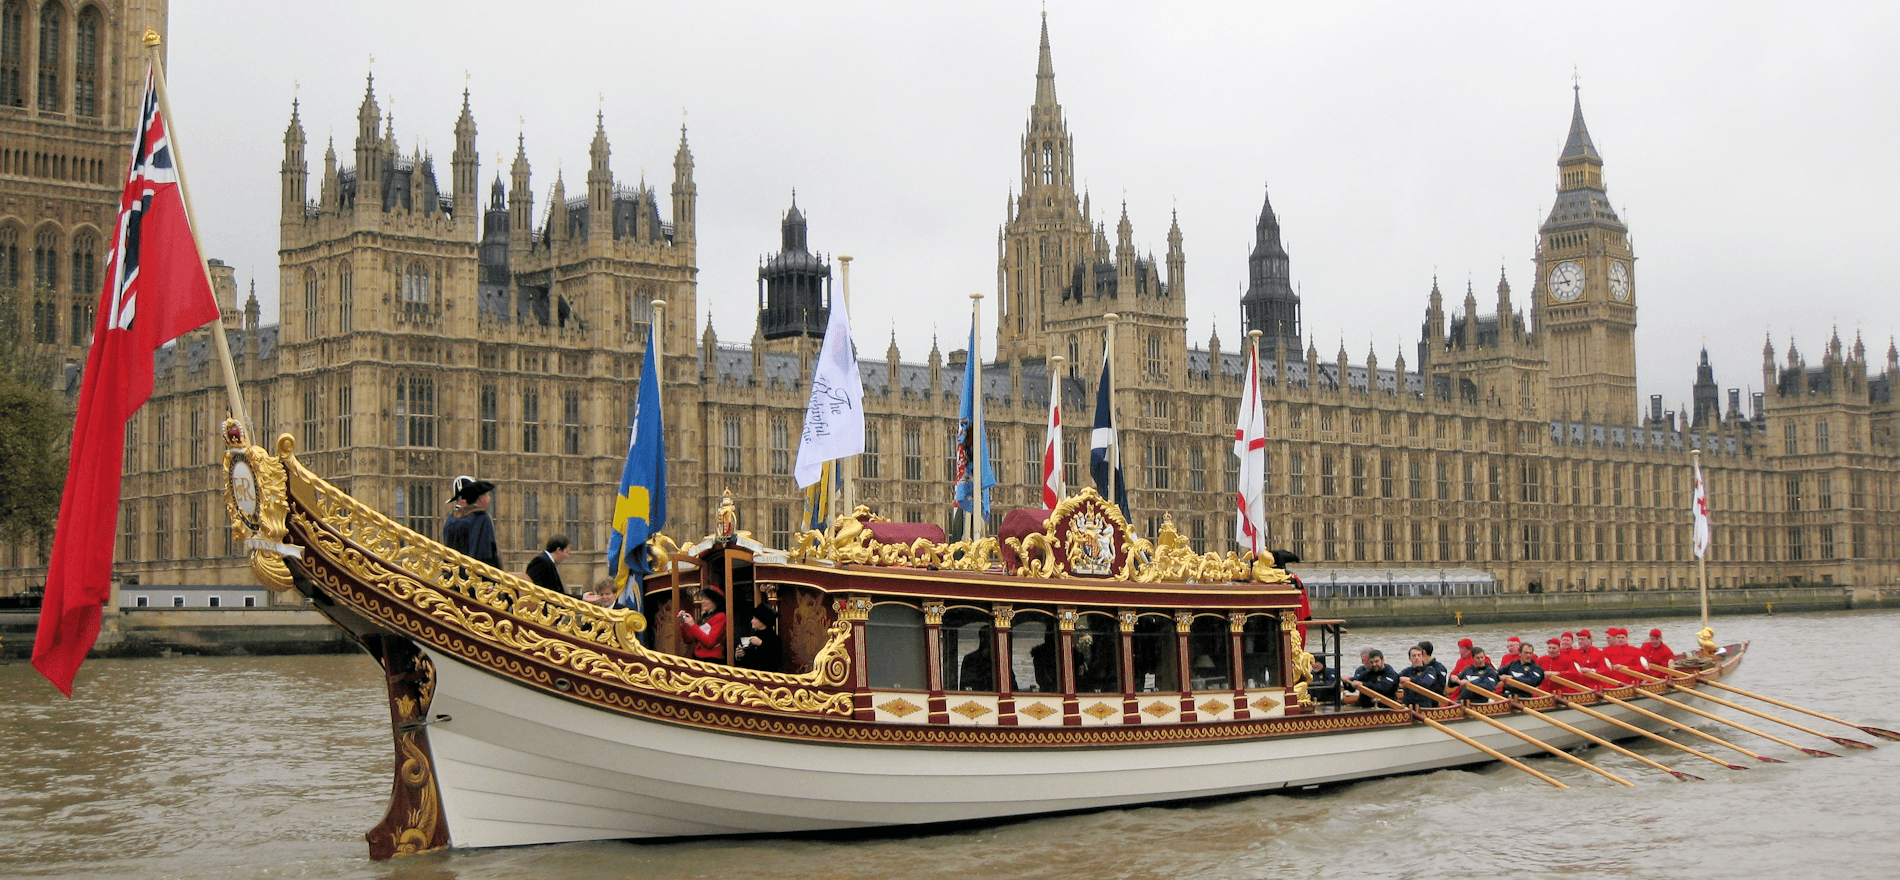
[1549,261,1584,302]
[1609,261,1630,301]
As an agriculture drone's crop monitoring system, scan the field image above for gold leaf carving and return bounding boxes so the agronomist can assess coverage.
[1017,701,1058,720]
[1250,695,1282,713]
[1141,700,1176,718]
[1197,699,1230,715]
[877,698,922,718]
[949,700,993,720]
[1082,701,1118,720]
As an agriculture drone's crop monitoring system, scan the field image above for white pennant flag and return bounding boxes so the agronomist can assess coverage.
[1691,459,1711,559]
[794,301,865,488]
[1233,343,1267,555]
[1041,372,1064,507]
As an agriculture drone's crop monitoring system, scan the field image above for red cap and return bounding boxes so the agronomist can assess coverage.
[1547,637,1562,646]
[1650,628,1663,638]
[1606,627,1623,636]
[1506,636,1522,643]
[1458,638,1473,649]
[1561,631,1574,638]
[1577,629,1593,638]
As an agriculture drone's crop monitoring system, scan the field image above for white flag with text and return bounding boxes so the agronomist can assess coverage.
[794,301,865,488]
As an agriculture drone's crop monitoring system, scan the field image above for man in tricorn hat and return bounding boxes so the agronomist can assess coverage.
[443,475,500,568]
[1268,549,1311,640]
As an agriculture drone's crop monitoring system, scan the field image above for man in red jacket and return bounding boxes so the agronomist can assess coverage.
[1538,637,1570,674]
[1450,638,1475,676]
[1640,628,1676,668]
[1601,627,1645,681]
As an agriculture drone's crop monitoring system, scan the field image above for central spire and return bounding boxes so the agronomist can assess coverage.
[1561,85,1601,162]
[1035,11,1057,108]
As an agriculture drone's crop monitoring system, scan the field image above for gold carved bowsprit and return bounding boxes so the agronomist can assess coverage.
[224,432,296,593]
[267,437,856,718]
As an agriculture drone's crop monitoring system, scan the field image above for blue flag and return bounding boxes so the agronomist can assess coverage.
[953,321,996,517]
[607,329,667,611]
[1088,350,1127,513]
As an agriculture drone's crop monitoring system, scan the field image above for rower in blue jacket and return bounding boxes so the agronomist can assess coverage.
[1451,646,1501,703]
[1398,642,1447,707]
[1344,649,1401,709]
[1498,642,1547,693]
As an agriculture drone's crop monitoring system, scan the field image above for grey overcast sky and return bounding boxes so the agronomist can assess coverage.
[163,2,1900,418]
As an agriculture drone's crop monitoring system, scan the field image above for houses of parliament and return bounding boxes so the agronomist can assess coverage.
[3,7,1897,599]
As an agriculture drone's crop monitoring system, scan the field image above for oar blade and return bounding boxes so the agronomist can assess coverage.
[1755,755,1787,764]
[1722,762,1750,771]
[1828,736,1877,750]
[1799,748,1840,758]
[1860,726,1900,742]
[1670,770,1704,782]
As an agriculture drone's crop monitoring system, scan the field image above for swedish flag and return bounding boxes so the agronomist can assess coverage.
[607,329,666,611]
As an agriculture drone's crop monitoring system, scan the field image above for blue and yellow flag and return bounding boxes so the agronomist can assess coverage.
[802,460,841,532]
[607,329,666,611]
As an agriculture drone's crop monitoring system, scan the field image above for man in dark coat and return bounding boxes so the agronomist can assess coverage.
[1398,642,1447,708]
[443,476,500,568]
[526,535,570,595]
[1345,649,1401,709]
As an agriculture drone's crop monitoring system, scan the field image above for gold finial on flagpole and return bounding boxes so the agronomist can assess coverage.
[143,28,160,47]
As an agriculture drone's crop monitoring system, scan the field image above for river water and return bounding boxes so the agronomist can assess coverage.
[4,610,1898,879]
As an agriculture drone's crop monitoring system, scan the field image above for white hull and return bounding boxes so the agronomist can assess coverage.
[423,648,1724,849]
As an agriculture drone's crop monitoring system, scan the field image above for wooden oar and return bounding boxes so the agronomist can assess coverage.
[1350,683,1569,788]
[1652,665,1900,742]
[1620,666,1876,751]
[1544,673,1784,763]
[1504,679,1749,771]
[1402,682,1634,786]
[1463,680,1700,781]
[1570,669,1839,759]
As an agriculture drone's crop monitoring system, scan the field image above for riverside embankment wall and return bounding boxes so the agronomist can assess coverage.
[0,608,359,659]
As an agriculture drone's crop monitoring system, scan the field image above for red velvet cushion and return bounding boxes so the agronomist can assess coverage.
[998,508,1055,571]
[864,521,947,546]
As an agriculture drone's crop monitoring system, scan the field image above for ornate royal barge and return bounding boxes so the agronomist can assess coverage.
[222,430,1755,859]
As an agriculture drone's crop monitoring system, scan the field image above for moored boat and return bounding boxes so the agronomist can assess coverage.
[224,430,1752,859]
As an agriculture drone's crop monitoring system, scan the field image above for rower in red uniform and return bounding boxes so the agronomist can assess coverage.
[1557,631,1580,670]
[1640,628,1675,668]
[1537,637,1569,674]
[1572,628,1614,682]
[1503,636,1523,664]
[1600,627,1645,681]
[1450,638,1475,676]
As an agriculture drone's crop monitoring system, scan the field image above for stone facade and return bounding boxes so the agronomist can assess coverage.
[3,14,1897,598]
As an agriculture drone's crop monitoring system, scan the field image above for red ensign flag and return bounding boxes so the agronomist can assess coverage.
[33,68,220,695]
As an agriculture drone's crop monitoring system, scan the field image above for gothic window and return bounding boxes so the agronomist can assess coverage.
[1411,522,1426,561]
[32,227,55,290]
[34,1,57,112]
[1321,520,1337,561]
[1288,451,1304,495]
[903,424,922,481]
[153,498,170,561]
[1409,457,1424,499]
[1145,332,1164,379]
[0,1,21,107]
[769,415,790,476]
[770,505,791,550]
[335,385,353,447]
[1817,475,1833,510]
[478,385,498,451]
[1351,521,1367,562]
[1784,422,1798,455]
[1462,460,1477,501]
[987,428,1004,484]
[860,427,880,479]
[522,492,540,551]
[1785,476,1801,512]
[722,416,743,474]
[72,4,96,117]
[1378,455,1393,498]
[521,387,540,452]
[120,501,137,561]
[0,227,17,287]
[1189,446,1205,492]
[300,386,320,451]
[401,262,431,303]
[187,496,205,558]
[1145,441,1168,490]
[1041,143,1053,186]
[562,389,582,455]
[396,375,436,447]
[1488,462,1503,502]
[1023,435,1039,488]
[1062,438,1077,488]
[565,492,582,550]
[1816,420,1831,453]
[303,268,318,337]
[188,406,202,465]
[1349,453,1365,497]
[337,263,353,332]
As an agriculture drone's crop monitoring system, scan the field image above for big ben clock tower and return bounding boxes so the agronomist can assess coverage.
[1532,87,1637,423]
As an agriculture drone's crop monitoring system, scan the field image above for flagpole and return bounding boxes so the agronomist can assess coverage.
[1047,353,1064,506]
[1248,329,1264,557]
[838,255,856,522]
[969,293,985,541]
[142,30,251,441]
[1693,448,1708,630]
[1104,312,1119,515]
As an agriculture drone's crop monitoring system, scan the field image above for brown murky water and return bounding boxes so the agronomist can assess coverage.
[4,610,1898,879]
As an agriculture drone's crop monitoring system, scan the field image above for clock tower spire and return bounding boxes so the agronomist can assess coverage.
[1533,85,1637,422]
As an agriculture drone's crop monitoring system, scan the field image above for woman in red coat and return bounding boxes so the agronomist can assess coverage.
[677,586,728,662]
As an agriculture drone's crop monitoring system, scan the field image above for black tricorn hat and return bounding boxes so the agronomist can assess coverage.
[446,475,496,504]
[1270,549,1301,569]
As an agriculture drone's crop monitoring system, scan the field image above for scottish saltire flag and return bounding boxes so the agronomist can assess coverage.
[36,67,221,695]
[1040,369,1064,508]
[1234,343,1267,555]
[794,297,864,487]
[1691,458,1711,559]
[1088,350,1127,513]
[607,329,667,608]
[953,321,996,517]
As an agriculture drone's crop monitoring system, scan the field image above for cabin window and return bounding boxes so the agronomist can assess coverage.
[1073,612,1121,694]
[135,596,148,607]
[1007,610,1057,693]
[941,606,996,692]
[1186,615,1231,691]
[865,603,927,690]
[1130,614,1178,693]
[1239,615,1283,687]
